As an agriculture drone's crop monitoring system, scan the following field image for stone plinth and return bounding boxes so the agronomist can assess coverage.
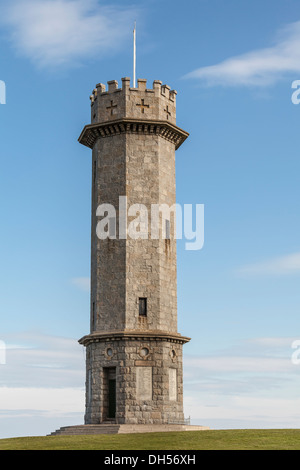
[49,424,210,436]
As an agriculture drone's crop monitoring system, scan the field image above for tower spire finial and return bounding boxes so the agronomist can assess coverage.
[133,21,136,88]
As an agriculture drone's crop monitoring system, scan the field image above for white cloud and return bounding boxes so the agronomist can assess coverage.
[183,336,300,429]
[71,277,90,292]
[2,331,300,434]
[183,335,297,398]
[184,393,300,429]
[237,252,300,277]
[0,331,86,436]
[1,331,85,388]
[184,20,300,87]
[2,0,137,68]
[0,387,84,415]
[0,331,86,437]
[184,355,292,375]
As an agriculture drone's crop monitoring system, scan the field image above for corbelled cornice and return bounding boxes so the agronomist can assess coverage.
[78,118,189,150]
[78,329,191,347]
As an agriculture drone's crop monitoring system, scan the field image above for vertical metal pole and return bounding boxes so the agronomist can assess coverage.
[133,21,136,88]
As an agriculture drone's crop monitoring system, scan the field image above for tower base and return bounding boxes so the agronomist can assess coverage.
[80,332,190,426]
[48,423,209,436]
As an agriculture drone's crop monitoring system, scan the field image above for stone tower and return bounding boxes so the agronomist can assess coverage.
[78,77,190,426]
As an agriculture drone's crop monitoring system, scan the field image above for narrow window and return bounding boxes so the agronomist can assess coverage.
[92,301,96,330]
[165,219,170,239]
[108,217,116,238]
[87,369,92,406]
[93,160,97,186]
[139,297,147,317]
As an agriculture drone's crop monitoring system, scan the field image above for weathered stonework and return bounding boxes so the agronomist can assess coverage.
[78,78,190,425]
[82,338,185,425]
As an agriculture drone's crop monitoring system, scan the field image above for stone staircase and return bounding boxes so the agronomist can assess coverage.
[48,423,209,436]
[49,424,123,436]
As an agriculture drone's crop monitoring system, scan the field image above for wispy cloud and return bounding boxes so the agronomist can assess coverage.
[0,331,85,438]
[71,277,90,292]
[1,331,85,388]
[1,332,300,434]
[184,336,296,388]
[0,387,84,415]
[183,336,300,429]
[1,0,137,69]
[184,20,300,87]
[184,393,300,429]
[237,252,300,277]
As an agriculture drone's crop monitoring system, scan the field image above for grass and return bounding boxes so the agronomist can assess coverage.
[1,429,300,450]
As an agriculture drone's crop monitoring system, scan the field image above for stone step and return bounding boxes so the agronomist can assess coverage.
[48,423,209,436]
[49,425,120,436]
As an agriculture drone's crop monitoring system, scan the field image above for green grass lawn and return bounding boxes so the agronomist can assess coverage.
[1,429,300,450]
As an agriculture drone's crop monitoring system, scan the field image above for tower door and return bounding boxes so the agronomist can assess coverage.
[103,367,116,421]
[108,378,116,418]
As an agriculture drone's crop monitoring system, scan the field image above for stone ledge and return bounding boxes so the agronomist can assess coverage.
[78,330,191,347]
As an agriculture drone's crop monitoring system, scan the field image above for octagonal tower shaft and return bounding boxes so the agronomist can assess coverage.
[79,78,190,426]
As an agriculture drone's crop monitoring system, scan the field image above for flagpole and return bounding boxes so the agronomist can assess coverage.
[133,21,136,88]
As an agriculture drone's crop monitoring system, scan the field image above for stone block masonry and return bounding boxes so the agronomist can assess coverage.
[81,337,185,425]
[78,77,191,426]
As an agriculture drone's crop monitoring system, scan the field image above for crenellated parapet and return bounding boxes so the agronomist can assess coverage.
[89,78,177,125]
[80,78,188,150]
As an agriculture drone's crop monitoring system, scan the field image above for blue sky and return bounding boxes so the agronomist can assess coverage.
[1,0,300,438]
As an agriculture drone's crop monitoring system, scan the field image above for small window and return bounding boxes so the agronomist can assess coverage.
[139,297,147,317]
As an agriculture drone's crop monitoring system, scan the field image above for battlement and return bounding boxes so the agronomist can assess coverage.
[90,78,177,102]
[89,78,177,125]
